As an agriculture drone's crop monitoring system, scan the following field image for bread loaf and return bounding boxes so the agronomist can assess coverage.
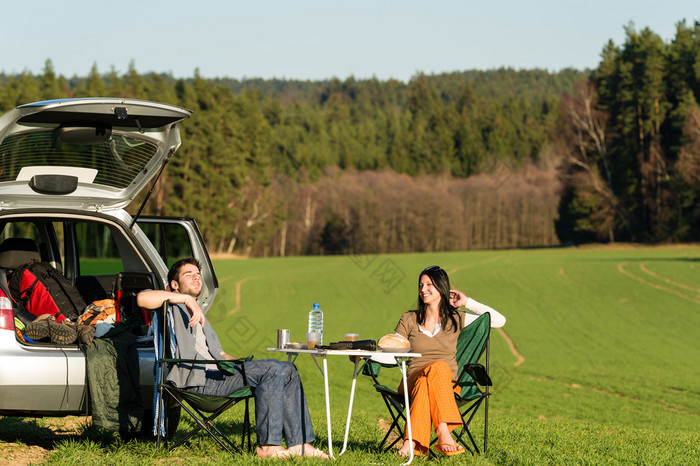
[378,333,410,348]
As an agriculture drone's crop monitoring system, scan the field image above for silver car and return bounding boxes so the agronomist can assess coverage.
[0,98,218,426]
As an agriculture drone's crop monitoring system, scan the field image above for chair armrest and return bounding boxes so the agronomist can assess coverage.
[361,358,380,377]
[163,356,254,368]
[163,358,223,364]
[217,356,255,386]
[226,355,254,365]
[454,363,492,387]
[467,363,492,386]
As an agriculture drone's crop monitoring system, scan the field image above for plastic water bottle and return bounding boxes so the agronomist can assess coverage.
[308,303,324,345]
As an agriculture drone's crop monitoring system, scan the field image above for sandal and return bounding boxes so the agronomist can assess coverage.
[433,443,465,456]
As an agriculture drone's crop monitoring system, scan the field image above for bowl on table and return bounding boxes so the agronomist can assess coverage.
[380,346,412,353]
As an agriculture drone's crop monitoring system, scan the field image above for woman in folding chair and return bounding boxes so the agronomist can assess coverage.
[138,258,328,460]
[393,265,506,457]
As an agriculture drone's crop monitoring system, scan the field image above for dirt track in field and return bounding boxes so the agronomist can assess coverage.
[497,328,525,367]
[618,262,700,304]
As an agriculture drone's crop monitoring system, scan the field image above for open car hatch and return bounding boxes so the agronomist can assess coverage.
[0,98,191,210]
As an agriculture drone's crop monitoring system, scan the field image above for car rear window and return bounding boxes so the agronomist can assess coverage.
[0,131,158,189]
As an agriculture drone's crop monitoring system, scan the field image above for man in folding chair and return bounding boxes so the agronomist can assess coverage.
[138,258,328,459]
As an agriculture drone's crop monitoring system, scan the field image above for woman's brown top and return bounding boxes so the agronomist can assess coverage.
[395,310,466,378]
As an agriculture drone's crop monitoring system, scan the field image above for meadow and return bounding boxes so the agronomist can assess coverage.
[1,245,699,464]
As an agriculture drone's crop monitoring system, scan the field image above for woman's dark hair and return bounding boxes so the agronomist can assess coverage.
[167,257,202,285]
[416,266,460,332]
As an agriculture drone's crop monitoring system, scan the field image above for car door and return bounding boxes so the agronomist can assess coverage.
[135,216,218,313]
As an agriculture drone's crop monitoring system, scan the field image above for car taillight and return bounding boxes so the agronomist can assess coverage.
[0,307,15,331]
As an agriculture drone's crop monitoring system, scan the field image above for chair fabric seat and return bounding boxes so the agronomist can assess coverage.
[172,387,254,413]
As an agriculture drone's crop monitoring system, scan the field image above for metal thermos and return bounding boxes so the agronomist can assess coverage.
[277,329,290,348]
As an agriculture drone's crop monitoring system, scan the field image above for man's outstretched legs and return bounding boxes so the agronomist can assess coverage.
[187,359,326,458]
[278,361,327,458]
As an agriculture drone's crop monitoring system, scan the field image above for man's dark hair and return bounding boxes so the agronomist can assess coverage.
[167,257,202,285]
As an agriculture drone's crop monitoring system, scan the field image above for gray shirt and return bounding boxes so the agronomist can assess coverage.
[165,303,226,388]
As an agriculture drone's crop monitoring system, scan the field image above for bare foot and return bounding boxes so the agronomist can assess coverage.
[435,422,459,451]
[287,443,329,459]
[256,445,290,459]
[396,439,422,457]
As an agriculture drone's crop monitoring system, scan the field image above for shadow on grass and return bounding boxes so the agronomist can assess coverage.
[0,417,62,449]
[0,416,141,451]
[164,417,256,453]
[340,438,390,453]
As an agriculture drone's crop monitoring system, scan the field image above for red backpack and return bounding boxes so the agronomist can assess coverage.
[8,261,86,325]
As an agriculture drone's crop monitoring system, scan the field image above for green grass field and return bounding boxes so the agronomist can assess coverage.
[2,245,699,464]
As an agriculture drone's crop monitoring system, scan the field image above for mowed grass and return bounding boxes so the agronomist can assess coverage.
[4,245,699,464]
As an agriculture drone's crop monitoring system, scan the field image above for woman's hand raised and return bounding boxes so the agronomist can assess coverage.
[449,289,469,308]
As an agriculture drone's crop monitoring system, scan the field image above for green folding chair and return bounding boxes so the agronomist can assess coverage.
[362,312,493,454]
[154,303,255,455]
[449,312,492,454]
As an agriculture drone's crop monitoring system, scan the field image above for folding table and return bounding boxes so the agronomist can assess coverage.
[267,347,422,464]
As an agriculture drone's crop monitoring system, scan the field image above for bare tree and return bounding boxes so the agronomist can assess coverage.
[676,103,700,184]
[565,80,612,185]
[561,80,623,242]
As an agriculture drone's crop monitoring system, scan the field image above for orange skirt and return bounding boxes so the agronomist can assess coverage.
[397,360,462,454]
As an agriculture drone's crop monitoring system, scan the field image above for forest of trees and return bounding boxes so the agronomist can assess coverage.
[1,21,698,256]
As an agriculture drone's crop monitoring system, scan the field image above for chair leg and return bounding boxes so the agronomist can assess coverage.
[242,397,252,452]
[484,393,489,453]
[453,397,485,455]
[157,382,165,449]
[378,395,405,452]
[382,418,404,451]
[169,395,241,455]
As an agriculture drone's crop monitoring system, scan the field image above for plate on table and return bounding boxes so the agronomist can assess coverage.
[380,346,412,353]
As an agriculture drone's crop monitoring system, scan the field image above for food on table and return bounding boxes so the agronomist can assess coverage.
[378,333,410,349]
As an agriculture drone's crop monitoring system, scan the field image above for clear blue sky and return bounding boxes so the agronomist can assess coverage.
[3,0,697,82]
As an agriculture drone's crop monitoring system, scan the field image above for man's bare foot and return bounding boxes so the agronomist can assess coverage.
[256,445,290,458]
[287,443,329,459]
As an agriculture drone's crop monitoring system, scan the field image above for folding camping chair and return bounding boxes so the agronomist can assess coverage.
[362,312,492,455]
[450,312,492,454]
[153,302,255,455]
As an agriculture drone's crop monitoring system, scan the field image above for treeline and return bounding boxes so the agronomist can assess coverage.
[557,20,700,243]
[194,167,561,257]
[1,20,698,255]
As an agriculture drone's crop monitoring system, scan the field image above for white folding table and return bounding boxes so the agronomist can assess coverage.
[267,347,422,464]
